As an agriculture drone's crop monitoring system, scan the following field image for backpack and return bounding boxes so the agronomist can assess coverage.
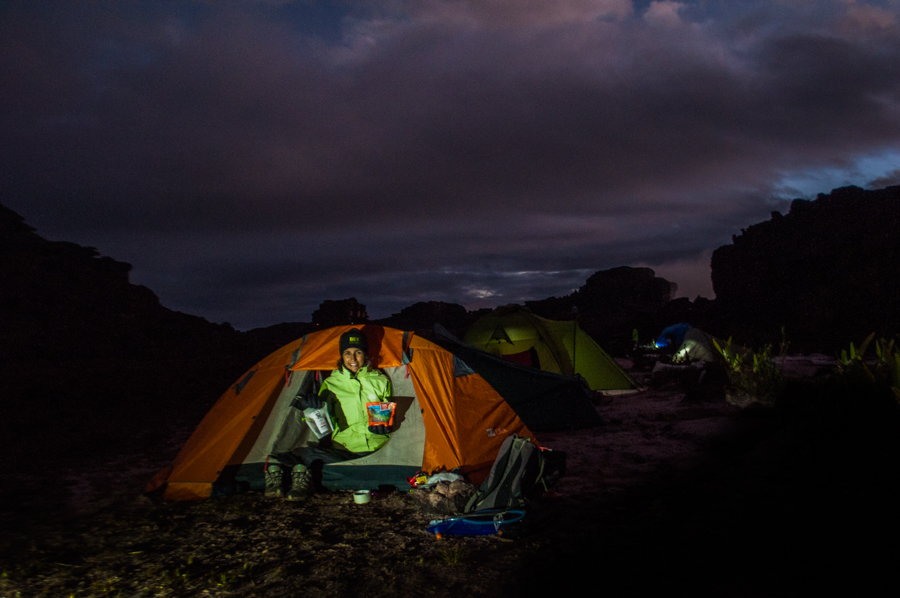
[465,434,546,512]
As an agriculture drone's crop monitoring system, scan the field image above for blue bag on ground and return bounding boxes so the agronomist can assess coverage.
[425,509,525,537]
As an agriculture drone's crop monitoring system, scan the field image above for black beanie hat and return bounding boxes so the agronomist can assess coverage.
[339,328,368,354]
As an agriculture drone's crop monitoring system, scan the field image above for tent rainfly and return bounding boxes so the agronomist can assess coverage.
[463,307,637,392]
[433,324,602,431]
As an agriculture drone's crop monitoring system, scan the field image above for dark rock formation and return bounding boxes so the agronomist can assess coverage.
[524,294,576,320]
[710,185,900,351]
[375,301,474,339]
[0,203,239,363]
[311,298,369,328]
[0,203,255,471]
[528,266,684,354]
[240,321,317,357]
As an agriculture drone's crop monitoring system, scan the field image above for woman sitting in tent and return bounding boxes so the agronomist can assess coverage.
[273,328,393,501]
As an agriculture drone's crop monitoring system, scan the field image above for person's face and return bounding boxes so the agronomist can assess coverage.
[342,348,366,373]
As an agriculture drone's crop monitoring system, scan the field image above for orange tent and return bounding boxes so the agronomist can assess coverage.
[148,325,534,500]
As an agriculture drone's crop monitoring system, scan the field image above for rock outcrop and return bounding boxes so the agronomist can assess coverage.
[710,185,900,350]
[376,301,475,339]
[0,203,238,362]
[527,266,685,354]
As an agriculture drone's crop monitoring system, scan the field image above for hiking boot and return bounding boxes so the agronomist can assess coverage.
[264,464,284,498]
[286,464,314,502]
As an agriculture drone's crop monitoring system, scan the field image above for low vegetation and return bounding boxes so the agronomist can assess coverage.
[712,332,788,407]
[834,333,900,403]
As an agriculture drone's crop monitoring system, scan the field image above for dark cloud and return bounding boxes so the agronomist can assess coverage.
[867,168,900,189]
[3,1,900,327]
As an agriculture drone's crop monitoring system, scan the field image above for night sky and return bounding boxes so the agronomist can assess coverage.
[4,1,900,330]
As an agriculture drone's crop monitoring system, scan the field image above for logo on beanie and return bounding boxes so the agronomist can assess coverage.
[340,328,368,354]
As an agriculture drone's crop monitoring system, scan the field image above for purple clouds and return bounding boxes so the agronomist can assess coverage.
[3,1,900,328]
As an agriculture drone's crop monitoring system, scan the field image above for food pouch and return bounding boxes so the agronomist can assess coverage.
[303,405,333,439]
[366,402,396,428]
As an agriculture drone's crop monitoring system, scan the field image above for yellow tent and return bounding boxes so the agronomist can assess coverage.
[463,307,636,391]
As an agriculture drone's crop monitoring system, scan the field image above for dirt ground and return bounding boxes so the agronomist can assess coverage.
[1,355,897,597]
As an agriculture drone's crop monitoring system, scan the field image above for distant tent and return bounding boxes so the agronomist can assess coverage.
[659,324,737,364]
[655,322,692,349]
[433,325,602,431]
[463,306,637,392]
[147,325,534,501]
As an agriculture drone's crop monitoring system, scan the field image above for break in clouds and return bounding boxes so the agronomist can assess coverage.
[3,1,900,328]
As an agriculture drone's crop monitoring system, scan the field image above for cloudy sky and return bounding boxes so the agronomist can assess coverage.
[3,0,900,329]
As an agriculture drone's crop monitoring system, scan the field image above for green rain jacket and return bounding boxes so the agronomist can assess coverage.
[318,365,392,454]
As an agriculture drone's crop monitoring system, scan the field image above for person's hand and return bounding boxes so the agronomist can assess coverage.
[368,424,390,435]
[301,393,323,410]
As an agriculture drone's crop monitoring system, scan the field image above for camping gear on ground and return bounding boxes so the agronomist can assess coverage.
[407,470,466,490]
[353,490,371,504]
[415,471,464,488]
[426,509,525,538]
[434,325,603,432]
[147,325,535,500]
[465,434,549,512]
[407,471,429,488]
[411,476,476,514]
[462,306,637,392]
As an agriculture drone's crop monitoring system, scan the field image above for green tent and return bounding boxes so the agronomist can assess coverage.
[463,306,637,392]
[434,325,602,431]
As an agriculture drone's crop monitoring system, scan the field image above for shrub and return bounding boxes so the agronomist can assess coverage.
[835,333,900,404]
[712,335,787,407]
